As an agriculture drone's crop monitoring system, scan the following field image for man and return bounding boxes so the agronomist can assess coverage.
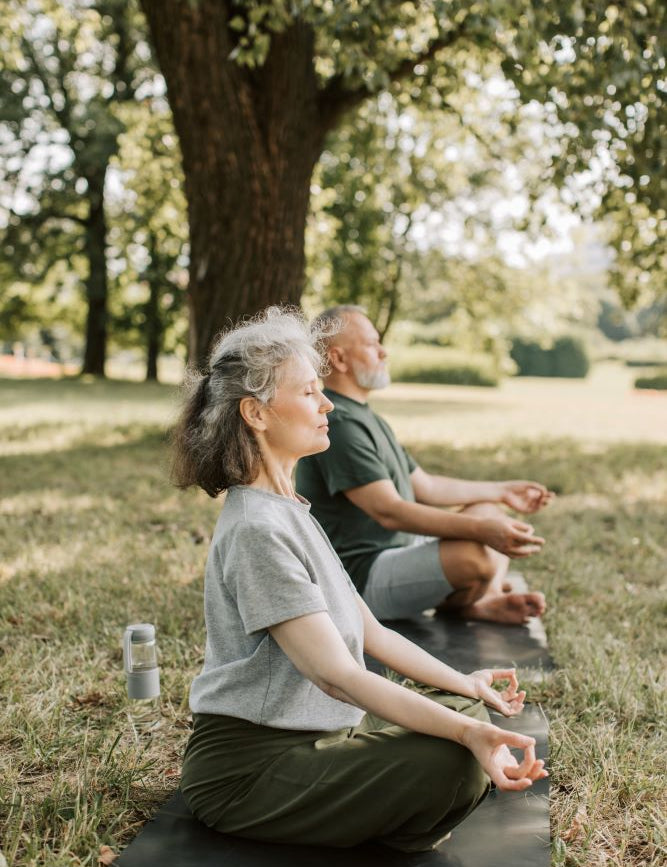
[296,305,554,624]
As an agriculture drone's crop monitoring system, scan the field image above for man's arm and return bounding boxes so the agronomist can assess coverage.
[410,466,554,514]
[344,478,544,557]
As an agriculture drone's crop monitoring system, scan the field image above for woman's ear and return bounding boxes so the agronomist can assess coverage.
[239,396,267,432]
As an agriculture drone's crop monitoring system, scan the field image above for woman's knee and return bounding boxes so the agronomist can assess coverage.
[410,736,487,798]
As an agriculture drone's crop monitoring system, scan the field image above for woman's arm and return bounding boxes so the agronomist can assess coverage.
[358,595,525,717]
[269,611,546,791]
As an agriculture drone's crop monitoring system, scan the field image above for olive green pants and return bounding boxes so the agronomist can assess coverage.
[181,692,490,852]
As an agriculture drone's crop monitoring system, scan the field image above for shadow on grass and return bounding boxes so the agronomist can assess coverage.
[0,426,172,499]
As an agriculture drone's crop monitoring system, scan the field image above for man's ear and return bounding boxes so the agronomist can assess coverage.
[328,344,348,373]
[239,396,268,432]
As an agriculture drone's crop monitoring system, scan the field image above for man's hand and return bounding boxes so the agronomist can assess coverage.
[500,481,554,514]
[462,723,548,792]
[468,668,526,717]
[478,516,545,558]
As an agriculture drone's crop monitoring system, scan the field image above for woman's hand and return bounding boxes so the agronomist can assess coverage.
[467,668,526,717]
[462,722,548,791]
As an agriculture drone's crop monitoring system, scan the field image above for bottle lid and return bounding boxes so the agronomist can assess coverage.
[127,623,155,642]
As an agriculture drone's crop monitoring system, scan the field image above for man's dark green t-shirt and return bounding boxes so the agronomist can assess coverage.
[295,389,417,593]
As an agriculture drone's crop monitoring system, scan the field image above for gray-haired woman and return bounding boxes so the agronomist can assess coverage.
[173,307,546,852]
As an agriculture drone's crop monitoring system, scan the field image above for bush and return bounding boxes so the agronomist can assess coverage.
[634,371,667,390]
[388,345,499,387]
[394,364,497,387]
[510,336,590,378]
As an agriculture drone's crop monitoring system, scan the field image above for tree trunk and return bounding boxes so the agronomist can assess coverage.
[144,231,161,382]
[141,0,328,367]
[81,172,109,376]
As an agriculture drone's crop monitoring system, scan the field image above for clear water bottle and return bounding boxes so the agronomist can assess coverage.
[123,623,161,734]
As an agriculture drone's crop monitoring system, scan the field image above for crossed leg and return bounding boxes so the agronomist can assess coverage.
[436,502,546,625]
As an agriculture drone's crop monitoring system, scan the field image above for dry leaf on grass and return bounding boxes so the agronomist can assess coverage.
[98,844,118,865]
[71,691,107,708]
[562,804,588,842]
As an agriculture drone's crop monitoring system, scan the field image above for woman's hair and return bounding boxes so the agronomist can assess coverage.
[170,306,335,497]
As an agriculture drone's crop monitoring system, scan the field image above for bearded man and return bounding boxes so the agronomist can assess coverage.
[296,306,554,624]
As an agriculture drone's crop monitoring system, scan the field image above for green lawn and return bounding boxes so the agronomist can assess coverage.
[0,368,665,866]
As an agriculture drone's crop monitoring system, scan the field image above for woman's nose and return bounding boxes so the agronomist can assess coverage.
[320,394,334,413]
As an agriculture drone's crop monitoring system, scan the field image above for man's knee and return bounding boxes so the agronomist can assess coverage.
[440,540,496,588]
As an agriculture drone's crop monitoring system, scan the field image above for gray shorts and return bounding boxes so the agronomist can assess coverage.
[362,536,453,621]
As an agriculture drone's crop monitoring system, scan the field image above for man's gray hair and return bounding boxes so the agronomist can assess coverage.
[171,306,330,497]
[311,305,367,344]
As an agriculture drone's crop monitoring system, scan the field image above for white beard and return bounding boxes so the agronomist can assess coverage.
[351,360,391,391]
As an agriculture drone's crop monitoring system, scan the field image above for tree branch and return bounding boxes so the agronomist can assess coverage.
[106,6,138,104]
[318,24,467,132]
[21,35,73,132]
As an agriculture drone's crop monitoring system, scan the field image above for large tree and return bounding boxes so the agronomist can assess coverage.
[0,0,155,375]
[140,0,665,366]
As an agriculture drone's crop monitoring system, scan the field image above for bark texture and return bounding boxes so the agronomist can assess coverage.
[81,173,109,376]
[144,230,162,381]
[141,0,330,367]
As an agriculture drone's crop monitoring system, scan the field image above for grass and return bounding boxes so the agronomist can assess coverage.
[1,364,666,866]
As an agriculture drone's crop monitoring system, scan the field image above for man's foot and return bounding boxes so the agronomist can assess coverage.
[461,591,546,625]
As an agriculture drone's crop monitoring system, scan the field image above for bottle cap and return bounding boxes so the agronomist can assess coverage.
[127,623,155,642]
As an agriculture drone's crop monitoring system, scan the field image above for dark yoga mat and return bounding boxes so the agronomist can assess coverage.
[118,704,549,867]
[118,606,552,867]
[364,610,553,677]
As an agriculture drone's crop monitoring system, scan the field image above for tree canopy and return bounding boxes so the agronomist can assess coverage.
[139,0,665,364]
[0,0,156,373]
[1,1,664,370]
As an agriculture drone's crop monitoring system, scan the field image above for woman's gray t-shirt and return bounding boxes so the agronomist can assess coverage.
[189,485,366,730]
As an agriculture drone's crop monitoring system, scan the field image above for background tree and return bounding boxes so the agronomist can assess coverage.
[499,2,666,311]
[0,0,155,375]
[305,70,573,344]
[140,0,665,366]
[108,100,188,380]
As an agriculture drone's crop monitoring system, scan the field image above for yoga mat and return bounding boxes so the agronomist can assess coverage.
[118,610,551,867]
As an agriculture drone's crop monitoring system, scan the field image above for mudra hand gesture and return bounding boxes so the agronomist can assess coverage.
[500,480,555,514]
[463,667,547,791]
[468,668,526,716]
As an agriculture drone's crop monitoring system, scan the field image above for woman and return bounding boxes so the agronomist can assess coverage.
[172,307,546,852]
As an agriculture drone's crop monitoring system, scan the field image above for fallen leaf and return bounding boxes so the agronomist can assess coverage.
[99,844,117,865]
[70,691,107,708]
[562,805,588,842]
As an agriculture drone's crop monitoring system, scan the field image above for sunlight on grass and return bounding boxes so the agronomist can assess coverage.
[0,372,665,866]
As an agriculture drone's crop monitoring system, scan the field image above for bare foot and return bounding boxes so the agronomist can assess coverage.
[461,592,546,625]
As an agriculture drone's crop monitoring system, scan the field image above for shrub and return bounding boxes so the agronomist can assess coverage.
[510,336,590,378]
[394,364,497,387]
[634,371,667,390]
[388,345,499,387]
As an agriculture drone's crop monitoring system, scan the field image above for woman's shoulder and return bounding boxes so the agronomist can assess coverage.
[215,486,310,543]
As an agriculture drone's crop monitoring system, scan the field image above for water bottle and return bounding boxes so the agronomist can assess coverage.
[123,623,161,734]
